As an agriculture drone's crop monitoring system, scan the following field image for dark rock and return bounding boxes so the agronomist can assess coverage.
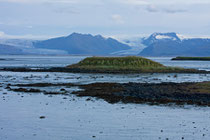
[11,88,41,93]
[72,82,210,106]
[39,116,46,119]
[60,88,66,91]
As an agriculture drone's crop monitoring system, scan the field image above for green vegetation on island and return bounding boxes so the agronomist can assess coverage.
[67,56,203,73]
[172,56,210,61]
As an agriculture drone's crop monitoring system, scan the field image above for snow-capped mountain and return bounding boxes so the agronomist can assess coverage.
[142,32,181,46]
[139,32,210,56]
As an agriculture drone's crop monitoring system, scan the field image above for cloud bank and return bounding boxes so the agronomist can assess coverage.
[0,0,210,38]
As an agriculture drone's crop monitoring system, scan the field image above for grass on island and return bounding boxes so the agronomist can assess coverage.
[172,56,210,61]
[67,56,199,73]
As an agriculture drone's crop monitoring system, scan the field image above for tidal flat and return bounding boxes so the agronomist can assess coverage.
[1,56,210,140]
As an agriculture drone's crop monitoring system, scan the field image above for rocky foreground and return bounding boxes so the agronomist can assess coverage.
[8,81,210,106]
[72,82,210,106]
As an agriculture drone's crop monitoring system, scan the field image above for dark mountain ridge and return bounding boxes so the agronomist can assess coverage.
[33,33,131,55]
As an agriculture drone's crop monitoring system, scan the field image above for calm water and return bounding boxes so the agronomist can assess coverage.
[0,55,210,71]
[0,55,210,140]
[149,57,210,71]
[0,55,87,68]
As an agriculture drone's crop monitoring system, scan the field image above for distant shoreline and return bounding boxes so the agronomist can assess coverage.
[172,56,210,61]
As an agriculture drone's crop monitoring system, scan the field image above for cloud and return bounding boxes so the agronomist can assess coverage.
[0,30,55,39]
[119,0,148,5]
[0,31,5,36]
[26,25,33,28]
[0,0,40,3]
[145,4,187,14]
[0,0,77,3]
[118,0,210,6]
[43,2,80,14]
[146,5,158,12]
[0,0,102,4]
[0,0,29,3]
[163,9,187,14]
[53,8,79,14]
[0,0,210,37]
[2,0,210,5]
[45,0,79,4]
[111,14,124,24]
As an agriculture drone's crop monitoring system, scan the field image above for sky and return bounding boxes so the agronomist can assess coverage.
[0,0,210,39]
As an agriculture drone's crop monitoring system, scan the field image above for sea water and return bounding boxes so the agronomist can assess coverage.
[0,55,210,140]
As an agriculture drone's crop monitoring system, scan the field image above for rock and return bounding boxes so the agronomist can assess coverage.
[39,116,46,119]
[60,88,66,91]
[86,98,91,101]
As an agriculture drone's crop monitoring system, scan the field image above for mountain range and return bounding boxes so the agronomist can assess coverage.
[139,32,210,56]
[0,44,24,55]
[0,32,210,56]
[33,33,131,55]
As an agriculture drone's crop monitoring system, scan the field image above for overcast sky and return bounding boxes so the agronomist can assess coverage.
[0,0,210,39]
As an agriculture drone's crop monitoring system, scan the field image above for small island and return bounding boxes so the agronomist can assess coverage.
[1,56,209,73]
[67,56,205,73]
[172,56,210,61]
